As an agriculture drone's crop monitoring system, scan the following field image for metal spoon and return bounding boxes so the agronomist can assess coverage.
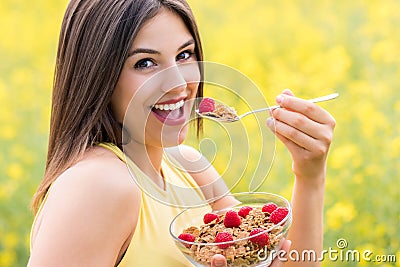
[196,92,339,122]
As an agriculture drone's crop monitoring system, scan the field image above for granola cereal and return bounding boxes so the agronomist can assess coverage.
[178,205,287,266]
[202,103,239,121]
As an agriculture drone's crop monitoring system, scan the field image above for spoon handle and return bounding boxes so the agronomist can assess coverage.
[239,92,339,118]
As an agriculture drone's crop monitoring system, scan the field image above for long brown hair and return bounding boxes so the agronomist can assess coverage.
[32,0,204,213]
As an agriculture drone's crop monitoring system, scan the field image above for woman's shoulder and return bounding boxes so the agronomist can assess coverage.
[29,146,141,264]
[54,145,139,197]
[47,145,141,225]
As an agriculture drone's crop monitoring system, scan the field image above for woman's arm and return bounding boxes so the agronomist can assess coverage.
[28,150,141,266]
[267,89,336,267]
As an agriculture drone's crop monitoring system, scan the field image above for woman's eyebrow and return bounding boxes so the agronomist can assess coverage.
[128,48,160,57]
[177,39,195,51]
[127,39,195,58]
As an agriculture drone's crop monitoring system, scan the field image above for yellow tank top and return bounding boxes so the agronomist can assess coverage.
[96,143,207,266]
[30,143,207,266]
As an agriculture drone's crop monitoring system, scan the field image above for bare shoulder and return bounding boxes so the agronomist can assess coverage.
[29,146,141,266]
[50,145,141,212]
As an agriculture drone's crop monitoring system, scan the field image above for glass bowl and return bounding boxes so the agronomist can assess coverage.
[170,192,292,267]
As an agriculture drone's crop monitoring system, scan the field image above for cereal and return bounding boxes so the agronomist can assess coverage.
[201,102,239,121]
[178,206,286,266]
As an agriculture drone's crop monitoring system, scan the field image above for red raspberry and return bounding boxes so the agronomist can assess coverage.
[238,206,253,218]
[203,213,220,224]
[249,228,269,247]
[178,233,195,248]
[262,202,278,214]
[269,207,289,224]
[223,210,241,228]
[199,97,215,113]
[215,232,234,249]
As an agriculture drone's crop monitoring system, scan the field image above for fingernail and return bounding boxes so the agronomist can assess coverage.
[283,88,293,95]
[213,259,225,267]
[266,117,274,127]
[276,94,284,105]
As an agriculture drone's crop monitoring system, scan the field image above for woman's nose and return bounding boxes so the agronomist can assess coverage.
[160,65,187,93]
[160,62,200,93]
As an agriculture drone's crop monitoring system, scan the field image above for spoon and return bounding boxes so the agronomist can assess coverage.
[196,92,339,122]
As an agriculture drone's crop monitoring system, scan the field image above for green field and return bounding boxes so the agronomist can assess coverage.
[1,0,399,266]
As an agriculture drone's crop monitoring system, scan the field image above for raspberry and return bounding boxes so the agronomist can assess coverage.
[262,202,278,214]
[223,210,241,228]
[199,97,215,113]
[238,206,253,218]
[178,233,195,248]
[269,207,289,224]
[249,228,269,247]
[215,232,234,249]
[203,213,220,224]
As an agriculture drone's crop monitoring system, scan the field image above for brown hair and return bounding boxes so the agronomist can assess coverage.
[32,0,204,213]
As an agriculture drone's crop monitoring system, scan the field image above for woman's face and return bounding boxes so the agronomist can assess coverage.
[111,8,200,148]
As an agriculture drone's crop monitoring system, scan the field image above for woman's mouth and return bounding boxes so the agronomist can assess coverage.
[151,99,186,126]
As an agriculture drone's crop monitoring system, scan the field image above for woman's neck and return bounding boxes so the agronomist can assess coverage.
[124,141,165,190]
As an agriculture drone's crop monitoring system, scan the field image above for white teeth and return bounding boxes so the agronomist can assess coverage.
[153,100,184,111]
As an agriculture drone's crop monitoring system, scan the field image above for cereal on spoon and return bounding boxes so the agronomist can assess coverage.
[198,97,239,122]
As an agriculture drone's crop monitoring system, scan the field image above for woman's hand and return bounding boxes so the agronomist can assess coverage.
[266,89,335,266]
[210,254,226,267]
[267,89,336,183]
[210,239,292,267]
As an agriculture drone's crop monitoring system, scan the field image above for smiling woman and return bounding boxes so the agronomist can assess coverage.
[27,0,335,266]
[111,9,200,144]
[27,0,238,266]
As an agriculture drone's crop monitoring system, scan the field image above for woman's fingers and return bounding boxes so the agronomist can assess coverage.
[281,88,294,96]
[211,254,227,267]
[276,94,336,127]
[270,239,292,267]
[268,115,332,159]
[210,240,291,267]
[267,119,307,152]
[271,107,331,142]
[268,92,336,153]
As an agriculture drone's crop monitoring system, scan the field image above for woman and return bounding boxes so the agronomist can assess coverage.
[28,0,335,266]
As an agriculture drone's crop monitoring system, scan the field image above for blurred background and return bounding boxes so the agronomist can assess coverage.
[1,0,399,266]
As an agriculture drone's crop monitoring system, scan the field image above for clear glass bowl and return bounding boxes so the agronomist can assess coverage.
[170,192,292,267]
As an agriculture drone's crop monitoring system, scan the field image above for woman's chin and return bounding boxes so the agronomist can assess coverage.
[162,127,188,147]
[177,125,189,144]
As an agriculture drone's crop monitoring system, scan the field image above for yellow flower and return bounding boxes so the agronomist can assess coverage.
[11,144,35,165]
[3,232,18,249]
[0,250,17,267]
[0,125,17,140]
[371,39,399,65]
[329,144,362,170]
[326,202,357,230]
[390,137,400,159]
[6,163,23,180]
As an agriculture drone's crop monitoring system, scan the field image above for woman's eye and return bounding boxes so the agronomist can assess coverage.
[176,50,193,61]
[134,59,155,69]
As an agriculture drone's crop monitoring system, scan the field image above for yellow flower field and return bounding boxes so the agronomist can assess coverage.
[1,0,399,266]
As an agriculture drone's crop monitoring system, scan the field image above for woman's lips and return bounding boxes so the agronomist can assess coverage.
[153,99,185,111]
[151,99,186,126]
